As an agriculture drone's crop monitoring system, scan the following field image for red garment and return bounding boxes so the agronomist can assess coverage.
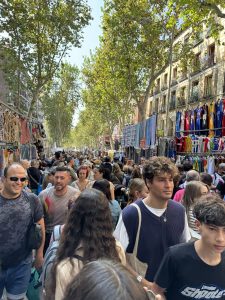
[20,118,31,144]
[222,99,225,136]
[184,111,190,136]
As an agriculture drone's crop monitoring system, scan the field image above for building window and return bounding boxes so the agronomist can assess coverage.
[192,52,201,74]
[149,101,153,115]
[170,91,176,110]
[155,98,159,113]
[173,67,177,80]
[190,80,199,103]
[204,75,213,97]
[164,73,168,85]
[178,86,186,107]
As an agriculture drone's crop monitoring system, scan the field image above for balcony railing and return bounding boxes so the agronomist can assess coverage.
[159,107,166,113]
[179,73,188,82]
[154,87,160,95]
[177,97,186,108]
[169,101,176,110]
[189,93,199,103]
[161,84,168,91]
[202,55,215,69]
[171,79,178,86]
[190,63,201,76]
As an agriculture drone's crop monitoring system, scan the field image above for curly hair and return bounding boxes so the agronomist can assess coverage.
[143,156,178,184]
[47,189,120,299]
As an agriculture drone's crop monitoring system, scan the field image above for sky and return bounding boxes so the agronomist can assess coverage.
[67,0,104,125]
[66,0,104,68]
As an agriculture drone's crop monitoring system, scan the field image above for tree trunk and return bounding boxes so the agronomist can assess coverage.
[28,89,39,117]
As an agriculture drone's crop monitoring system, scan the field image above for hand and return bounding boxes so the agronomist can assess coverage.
[34,253,44,270]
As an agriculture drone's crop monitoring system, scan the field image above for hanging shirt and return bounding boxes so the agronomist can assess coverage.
[222,99,225,137]
[184,111,190,136]
[195,107,202,136]
[207,156,215,174]
[190,110,195,134]
[201,104,209,136]
[215,100,223,136]
[175,112,182,138]
[208,102,215,137]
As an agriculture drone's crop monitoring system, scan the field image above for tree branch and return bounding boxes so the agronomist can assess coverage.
[199,2,225,18]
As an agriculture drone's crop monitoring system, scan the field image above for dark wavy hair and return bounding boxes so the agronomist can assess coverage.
[92,179,112,201]
[63,260,153,300]
[47,189,120,299]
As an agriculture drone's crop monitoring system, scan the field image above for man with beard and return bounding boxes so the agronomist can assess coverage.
[39,166,80,253]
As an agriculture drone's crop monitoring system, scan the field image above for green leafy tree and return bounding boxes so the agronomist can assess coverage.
[0,0,91,116]
[43,63,80,146]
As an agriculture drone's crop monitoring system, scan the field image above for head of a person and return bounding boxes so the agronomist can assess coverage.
[56,189,119,265]
[92,179,111,201]
[123,165,133,176]
[63,260,153,300]
[54,166,71,192]
[20,159,30,170]
[182,161,193,172]
[30,159,39,168]
[131,166,142,179]
[186,170,200,182]
[128,178,148,203]
[200,172,213,189]
[77,165,89,180]
[143,157,178,201]
[112,163,122,174]
[193,194,225,253]
[140,157,146,165]
[182,181,209,211]
[2,163,27,198]
[66,157,74,167]
[55,151,61,160]
[217,163,225,176]
[93,165,104,181]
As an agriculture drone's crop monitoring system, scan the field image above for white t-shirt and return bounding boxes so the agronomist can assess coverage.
[114,200,191,251]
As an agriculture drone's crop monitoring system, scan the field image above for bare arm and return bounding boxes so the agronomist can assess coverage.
[34,217,45,269]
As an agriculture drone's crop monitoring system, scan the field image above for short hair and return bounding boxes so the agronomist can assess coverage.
[200,173,213,187]
[193,194,225,227]
[186,170,200,182]
[63,260,151,300]
[76,165,89,178]
[143,156,178,183]
[4,163,24,177]
[55,166,70,174]
[182,161,193,172]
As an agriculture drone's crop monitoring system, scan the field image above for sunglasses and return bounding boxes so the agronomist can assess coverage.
[9,177,27,182]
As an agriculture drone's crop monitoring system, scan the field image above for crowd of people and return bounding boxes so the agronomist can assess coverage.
[0,151,225,300]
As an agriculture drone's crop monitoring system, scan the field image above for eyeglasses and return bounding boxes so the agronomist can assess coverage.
[9,177,27,182]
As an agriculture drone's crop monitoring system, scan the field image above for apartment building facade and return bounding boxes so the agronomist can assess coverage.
[147,21,225,138]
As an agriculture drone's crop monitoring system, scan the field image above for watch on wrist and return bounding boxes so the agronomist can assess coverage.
[136,274,143,283]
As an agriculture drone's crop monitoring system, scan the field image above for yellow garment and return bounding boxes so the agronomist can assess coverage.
[186,136,192,152]
[208,102,215,137]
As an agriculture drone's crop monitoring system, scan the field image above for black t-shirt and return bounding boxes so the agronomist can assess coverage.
[154,242,225,299]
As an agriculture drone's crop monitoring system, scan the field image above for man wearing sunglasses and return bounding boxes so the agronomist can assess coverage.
[0,163,45,300]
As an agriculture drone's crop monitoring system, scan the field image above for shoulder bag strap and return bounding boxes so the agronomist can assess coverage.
[130,203,142,256]
[27,169,39,186]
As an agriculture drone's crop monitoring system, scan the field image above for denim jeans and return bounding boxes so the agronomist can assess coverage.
[0,256,32,300]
